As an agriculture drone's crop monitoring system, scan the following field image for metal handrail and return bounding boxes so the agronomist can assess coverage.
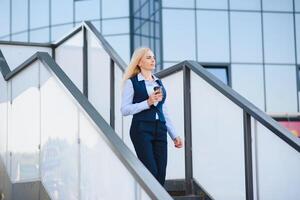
[51,21,126,72]
[0,50,173,200]
[156,60,300,153]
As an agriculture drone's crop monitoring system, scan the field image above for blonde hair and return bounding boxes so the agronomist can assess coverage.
[123,47,151,83]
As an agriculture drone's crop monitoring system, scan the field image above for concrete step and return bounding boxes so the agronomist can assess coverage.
[172,194,201,200]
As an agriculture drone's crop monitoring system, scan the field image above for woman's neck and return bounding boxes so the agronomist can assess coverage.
[140,70,153,81]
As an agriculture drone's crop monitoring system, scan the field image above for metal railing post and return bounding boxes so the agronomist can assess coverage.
[183,65,193,194]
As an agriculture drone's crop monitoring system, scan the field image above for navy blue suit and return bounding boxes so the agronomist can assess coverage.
[130,75,168,185]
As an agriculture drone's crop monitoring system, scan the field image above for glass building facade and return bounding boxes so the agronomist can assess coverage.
[0,0,130,61]
[0,0,300,130]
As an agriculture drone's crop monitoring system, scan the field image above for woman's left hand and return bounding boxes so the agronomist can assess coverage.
[173,136,183,148]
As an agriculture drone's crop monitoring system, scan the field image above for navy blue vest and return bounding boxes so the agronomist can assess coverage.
[130,75,166,122]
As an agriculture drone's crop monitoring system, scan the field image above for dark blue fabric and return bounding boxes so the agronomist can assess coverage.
[130,75,166,122]
[130,120,168,185]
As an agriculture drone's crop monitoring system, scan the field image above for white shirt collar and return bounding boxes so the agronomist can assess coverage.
[137,73,159,81]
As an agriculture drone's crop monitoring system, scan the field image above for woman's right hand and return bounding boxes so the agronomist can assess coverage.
[147,90,163,106]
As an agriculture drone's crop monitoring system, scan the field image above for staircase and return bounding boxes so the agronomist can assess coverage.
[165,180,212,200]
[0,21,300,200]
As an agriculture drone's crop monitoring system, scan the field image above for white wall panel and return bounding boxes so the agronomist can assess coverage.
[6,81,12,176]
[87,31,110,123]
[265,65,297,113]
[254,120,300,200]
[55,31,83,92]
[191,71,245,200]
[114,65,124,139]
[0,44,51,70]
[11,61,40,182]
[0,74,8,167]
[40,65,79,200]
[161,71,185,180]
[79,111,135,200]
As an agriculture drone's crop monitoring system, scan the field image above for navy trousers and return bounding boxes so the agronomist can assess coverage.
[130,120,168,186]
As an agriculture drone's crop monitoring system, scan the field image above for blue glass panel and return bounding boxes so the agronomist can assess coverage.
[12,0,28,34]
[296,14,300,64]
[231,12,262,63]
[263,13,295,63]
[51,0,73,25]
[163,9,196,61]
[12,33,28,42]
[163,0,194,8]
[265,65,297,112]
[51,24,73,42]
[102,18,129,34]
[197,0,228,9]
[231,64,265,110]
[262,0,293,11]
[75,0,100,23]
[104,35,130,62]
[30,28,50,43]
[0,0,10,38]
[30,0,49,29]
[197,11,229,62]
[204,67,228,85]
[230,0,261,10]
[102,0,129,18]
[296,1,300,11]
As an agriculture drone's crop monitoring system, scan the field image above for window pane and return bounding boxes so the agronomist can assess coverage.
[140,21,150,35]
[230,0,261,10]
[296,1,300,12]
[30,28,50,43]
[30,0,49,29]
[102,0,129,18]
[231,12,262,63]
[163,9,196,61]
[91,21,101,33]
[140,1,150,19]
[51,24,73,42]
[12,0,28,36]
[141,36,151,48]
[163,0,195,8]
[163,62,178,69]
[263,13,295,64]
[55,31,83,91]
[197,0,228,9]
[265,65,297,113]
[11,32,28,42]
[205,67,228,85]
[102,18,129,35]
[296,14,300,64]
[231,64,265,110]
[51,0,73,25]
[0,0,10,38]
[197,11,229,62]
[262,0,293,11]
[104,35,130,63]
[0,36,10,41]
[75,0,100,23]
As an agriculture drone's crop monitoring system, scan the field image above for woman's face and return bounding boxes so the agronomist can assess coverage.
[138,50,156,71]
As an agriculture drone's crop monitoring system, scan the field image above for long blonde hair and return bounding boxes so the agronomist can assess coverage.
[123,47,151,83]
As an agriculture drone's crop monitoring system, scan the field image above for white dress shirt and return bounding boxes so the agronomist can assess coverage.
[121,73,178,140]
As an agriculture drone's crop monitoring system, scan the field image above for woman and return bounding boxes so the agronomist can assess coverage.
[121,47,183,186]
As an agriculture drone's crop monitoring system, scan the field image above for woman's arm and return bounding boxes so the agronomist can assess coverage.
[163,104,178,140]
[121,79,150,116]
[163,104,183,148]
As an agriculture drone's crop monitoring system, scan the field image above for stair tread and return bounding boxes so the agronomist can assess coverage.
[172,195,201,200]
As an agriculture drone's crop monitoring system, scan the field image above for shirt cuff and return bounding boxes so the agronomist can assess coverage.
[140,100,150,110]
